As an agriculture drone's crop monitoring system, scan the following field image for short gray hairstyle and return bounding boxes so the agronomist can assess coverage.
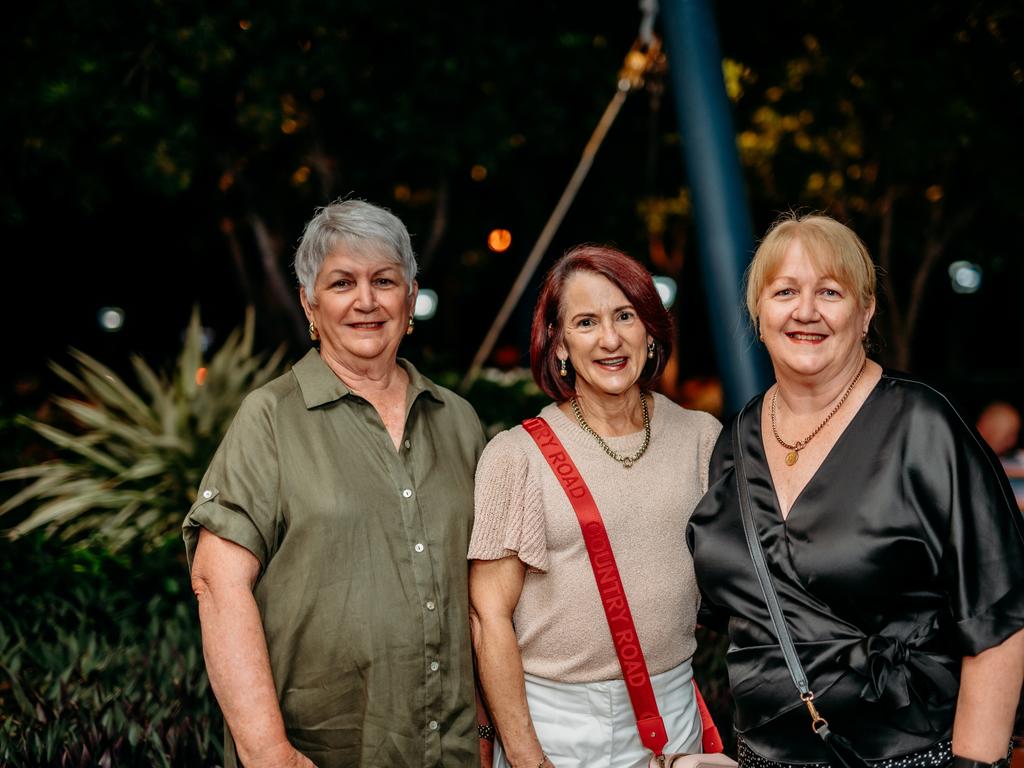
[294,199,417,304]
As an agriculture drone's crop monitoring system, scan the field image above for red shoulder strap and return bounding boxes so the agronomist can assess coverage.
[522,416,667,756]
[524,415,724,757]
[522,416,722,756]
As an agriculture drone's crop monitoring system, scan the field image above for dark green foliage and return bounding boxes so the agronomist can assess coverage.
[447,368,551,437]
[693,627,735,753]
[0,535,223,766]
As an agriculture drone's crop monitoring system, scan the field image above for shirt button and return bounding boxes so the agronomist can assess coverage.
[430,660,440,672]
[425,600,436,611]
[404,439,411,449]
[414,542,425,553]
[402,488,413,498]
[428,720,438,731]
[202,490,212,499]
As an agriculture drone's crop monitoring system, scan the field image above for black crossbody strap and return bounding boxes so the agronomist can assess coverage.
[730,407,870,767]
[731,408,810,695]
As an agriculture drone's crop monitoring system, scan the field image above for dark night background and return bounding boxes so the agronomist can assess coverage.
[4,0,1022,422]
[2,2,1023,762]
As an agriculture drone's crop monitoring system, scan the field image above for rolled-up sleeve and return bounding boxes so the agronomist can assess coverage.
[183,389,281,570]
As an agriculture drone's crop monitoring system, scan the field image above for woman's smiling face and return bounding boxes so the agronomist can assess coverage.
[758,237,874,382]
[301,245,416,370]
[556,270,652,400]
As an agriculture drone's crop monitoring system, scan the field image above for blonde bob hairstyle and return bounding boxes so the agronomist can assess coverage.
[745,213,877,325]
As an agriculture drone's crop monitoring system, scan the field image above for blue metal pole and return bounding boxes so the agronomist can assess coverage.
[661,0,771,415]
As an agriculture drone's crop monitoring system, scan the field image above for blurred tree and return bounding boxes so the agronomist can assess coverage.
[4,1,647,368]
[3,0,1021,389]
[720,0,1024,372]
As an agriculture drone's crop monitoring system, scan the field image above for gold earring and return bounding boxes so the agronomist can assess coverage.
[309,321,319,341]
[559,358,568,377]
[406,317,415,336]
[647,341,655,359]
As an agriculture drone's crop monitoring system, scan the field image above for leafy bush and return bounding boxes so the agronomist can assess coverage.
[448,367,550,436]
[0,535,222,766]
[0,308,285,551]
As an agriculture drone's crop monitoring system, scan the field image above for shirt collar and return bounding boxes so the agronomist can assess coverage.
[292,348,444,409]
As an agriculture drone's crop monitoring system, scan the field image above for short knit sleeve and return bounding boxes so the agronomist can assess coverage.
[696,412,724,495]
[468,428,548,572]
[182,388,281,570]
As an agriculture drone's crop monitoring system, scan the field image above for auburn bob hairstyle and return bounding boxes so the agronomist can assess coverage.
[530,244,672,402]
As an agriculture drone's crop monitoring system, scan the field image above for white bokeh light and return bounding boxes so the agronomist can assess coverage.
[653,276,678,309]
[98,306,125,332]
[948,261,982,294]
[414,289,438,320]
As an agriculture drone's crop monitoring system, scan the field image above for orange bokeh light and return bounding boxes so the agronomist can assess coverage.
[195,367,208,386]
[487,228,512,253]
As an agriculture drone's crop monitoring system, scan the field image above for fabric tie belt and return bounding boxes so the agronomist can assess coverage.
[843,627,957,733]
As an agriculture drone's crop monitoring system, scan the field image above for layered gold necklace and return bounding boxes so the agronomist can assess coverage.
[570,394,651,469]
[770,359,866,467]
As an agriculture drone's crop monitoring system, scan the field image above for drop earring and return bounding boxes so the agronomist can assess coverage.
[647,341,655,359]
[406,317,415,336]
[309,321,319,341]
[559,358,568,377]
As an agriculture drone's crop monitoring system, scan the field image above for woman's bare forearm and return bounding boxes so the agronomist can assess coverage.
[952,626,1024,761]
[475,614,546,768]
[470,556,551,768]
[191,530,312,767]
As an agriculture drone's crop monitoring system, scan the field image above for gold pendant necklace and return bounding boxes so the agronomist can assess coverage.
[570,394,650,468]
[770,360,866,467]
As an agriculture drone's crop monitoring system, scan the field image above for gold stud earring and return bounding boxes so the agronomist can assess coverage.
[647,341,655,360]
[559,358,568,377]
[309,321,319,341]
[406,317,415,336]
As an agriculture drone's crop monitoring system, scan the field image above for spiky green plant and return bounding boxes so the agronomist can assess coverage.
[0,308,287,551]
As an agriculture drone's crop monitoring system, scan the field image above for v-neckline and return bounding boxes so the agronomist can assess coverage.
[754,374,884,523]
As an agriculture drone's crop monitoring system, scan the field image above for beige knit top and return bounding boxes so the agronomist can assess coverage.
[468,393,722,683]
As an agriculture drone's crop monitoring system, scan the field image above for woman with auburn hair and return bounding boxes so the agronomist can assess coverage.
[469,244,723,767]
[688,213,1024,768]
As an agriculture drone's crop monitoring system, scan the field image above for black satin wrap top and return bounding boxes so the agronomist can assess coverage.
[687,373,1024,762]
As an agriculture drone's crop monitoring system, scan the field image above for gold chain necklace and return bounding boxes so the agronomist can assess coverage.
[770,360,866,467]
[570,394,651,469]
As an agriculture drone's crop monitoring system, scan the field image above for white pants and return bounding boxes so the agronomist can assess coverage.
[492,659,703,768]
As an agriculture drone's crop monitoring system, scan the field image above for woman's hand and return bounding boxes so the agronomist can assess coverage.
[245,741,318,768]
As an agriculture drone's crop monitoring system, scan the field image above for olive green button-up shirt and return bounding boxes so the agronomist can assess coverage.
[183,349,485,768]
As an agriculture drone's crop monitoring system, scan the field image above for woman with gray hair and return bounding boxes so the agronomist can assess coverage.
[184,199,488,768]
